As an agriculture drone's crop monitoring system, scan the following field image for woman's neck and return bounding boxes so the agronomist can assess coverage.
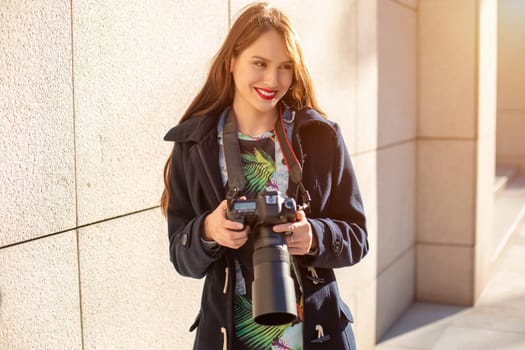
[230,105,278,137]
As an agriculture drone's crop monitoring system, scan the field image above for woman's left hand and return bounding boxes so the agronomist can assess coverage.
[273,210,317,255]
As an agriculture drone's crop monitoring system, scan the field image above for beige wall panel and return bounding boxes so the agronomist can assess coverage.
[79,209,203,350]
[378,0,417,147]
[497,0,525,172]
[418,0,477,138]
[357,0,379,153]
[0,232,81,349]
[336,260,376,308]
[231,0,359,152]
[496,156,525,175]
[417,140,476,245]
[348,143,416,344]
[496,157,525,175]
[353,280,378,350]
[341,150,378,349]
[475,134,495,298]
[417,243,474,305]
[341,151,378,288]
[377,143,415,272]
[0,0,75,246]
[477,0,498,137]
[498,0,525,110]
[294,0,358,151]
[390,0,418,10]
[376,247,415,340]
[337,150,379,348]
[497,111,525,167]
[336,151,377,348]
[73,0,228,225]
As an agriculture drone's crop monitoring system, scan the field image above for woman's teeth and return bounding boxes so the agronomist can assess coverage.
[255,88,277,99]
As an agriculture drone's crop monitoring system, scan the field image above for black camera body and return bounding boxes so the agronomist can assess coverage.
[227,191,297,228]
[226,191,298,326]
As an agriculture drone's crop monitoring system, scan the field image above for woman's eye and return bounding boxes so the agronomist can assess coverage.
[281,64,293,70]
[254,61,266,67]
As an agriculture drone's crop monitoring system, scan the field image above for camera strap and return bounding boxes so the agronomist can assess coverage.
[223,109,246,201]
[223,108,311,210]
[274,110,311,211]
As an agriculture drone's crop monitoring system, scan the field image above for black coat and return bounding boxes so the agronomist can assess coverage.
[164,108,369,349]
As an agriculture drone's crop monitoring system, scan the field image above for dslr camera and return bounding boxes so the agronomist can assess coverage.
[227,190,298,326]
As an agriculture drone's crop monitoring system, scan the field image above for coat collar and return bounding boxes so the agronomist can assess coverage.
[293,108,337,138]
[163,106,337,143]
[163,112,220,143]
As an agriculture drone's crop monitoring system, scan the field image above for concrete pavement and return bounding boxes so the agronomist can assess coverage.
[374,219,525,350]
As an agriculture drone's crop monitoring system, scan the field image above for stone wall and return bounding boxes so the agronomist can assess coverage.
[6,1,504,349]
[497,0,525,173]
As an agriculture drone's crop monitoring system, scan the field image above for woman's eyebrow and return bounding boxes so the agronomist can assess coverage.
[250,55,293,64]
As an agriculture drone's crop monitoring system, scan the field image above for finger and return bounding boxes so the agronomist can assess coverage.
[296,210,307,221]
[216,230,247,249]
[224,219,245,231]
[231,227,249,238]
[273,223,295,233]
[213,200,228,218]
[218,199,228,210]
[225,227,249,241]
[232,235,249,248]
[225,231,249,249]
[272,224,286,233]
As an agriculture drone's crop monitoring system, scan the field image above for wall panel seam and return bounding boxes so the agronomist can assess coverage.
[415,241,475,248]
[0,206,162,251]
[389,0,418,12]
[69,0,85,347]
[414,0,420,298]
[377,243,415,277]
[228,0,231,27]
[472,0,481,257]
[352,138,416,157]
[497,109,525,113]
[416,136,477,141]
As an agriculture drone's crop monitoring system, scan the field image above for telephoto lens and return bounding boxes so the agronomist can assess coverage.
[252,224,297,325]
[227,191,299,325]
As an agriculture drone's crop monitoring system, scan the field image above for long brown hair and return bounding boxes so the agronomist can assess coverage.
[161,2,324,216]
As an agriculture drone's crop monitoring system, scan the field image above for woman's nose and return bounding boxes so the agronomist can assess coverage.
[264,69,279,87]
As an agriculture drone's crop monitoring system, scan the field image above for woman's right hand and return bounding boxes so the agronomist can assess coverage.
[203,200,249,249]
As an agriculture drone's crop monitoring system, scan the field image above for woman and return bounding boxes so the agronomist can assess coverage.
[161,2,368,349]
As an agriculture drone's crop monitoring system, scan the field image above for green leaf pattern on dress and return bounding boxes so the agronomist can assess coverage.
[234,295,288,349]
[241,148,276,193]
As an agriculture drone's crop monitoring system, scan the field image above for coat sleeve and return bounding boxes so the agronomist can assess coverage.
[296,123,369,269]
[166,142,226,279]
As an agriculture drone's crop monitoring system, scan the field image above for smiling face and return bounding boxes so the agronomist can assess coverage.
[230,29,294,123]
